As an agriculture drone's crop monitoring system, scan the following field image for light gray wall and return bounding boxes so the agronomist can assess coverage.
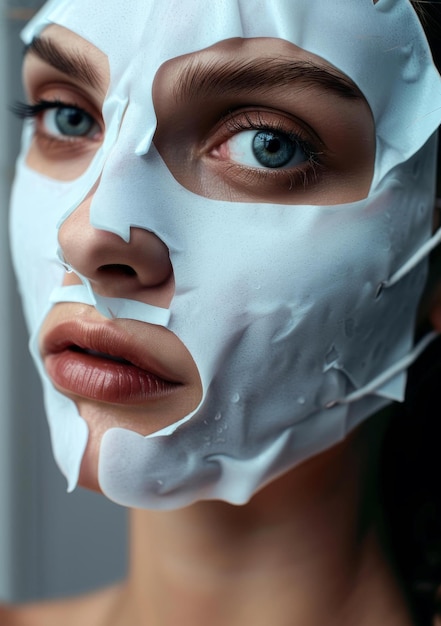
[0,0,127,602]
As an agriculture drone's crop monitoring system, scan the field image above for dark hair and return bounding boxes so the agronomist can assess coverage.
[381,338,441,625]
[380,7,441,625]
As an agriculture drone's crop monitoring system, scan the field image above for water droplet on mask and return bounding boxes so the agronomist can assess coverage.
[255,285,261,290]
[214,412,222,421]
[297,396,306,405]
[156,480,163,486]
[231,393,240,404]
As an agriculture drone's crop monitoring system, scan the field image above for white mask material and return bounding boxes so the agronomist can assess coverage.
[10,0,441,509]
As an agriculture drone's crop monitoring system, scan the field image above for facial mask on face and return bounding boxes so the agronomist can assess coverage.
[10,0,441,509]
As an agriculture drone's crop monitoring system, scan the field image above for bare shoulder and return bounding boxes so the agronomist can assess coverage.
[0,583,126,626]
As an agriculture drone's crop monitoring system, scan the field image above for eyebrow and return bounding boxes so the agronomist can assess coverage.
[174,57,363,103]
[24,36,101,90]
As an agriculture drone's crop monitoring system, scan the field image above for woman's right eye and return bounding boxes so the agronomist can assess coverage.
[12,100,102,142]
[42,105,100,139]
[225,128,309,170]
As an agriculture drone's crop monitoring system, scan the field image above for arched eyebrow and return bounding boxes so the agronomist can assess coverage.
[24,36,101,90]
[174,57,363,103]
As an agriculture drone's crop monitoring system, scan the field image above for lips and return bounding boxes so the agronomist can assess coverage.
[41,319,182,404]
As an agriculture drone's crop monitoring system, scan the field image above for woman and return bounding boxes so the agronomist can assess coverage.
[3,0,441,624]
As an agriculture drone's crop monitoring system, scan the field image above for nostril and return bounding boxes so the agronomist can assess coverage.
[98,264,137,277]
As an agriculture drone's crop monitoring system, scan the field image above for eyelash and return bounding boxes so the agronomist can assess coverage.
[217,110,323,190]
[12,98,66,118]
[11,98,101,149]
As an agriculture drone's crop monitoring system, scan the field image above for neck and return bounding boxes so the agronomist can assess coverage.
[120,417,414,626]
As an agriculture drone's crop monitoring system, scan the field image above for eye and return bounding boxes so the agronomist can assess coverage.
[227,129,307,169]
[42,105,100,139]
[208,109,320,185]
[12,99,102,141]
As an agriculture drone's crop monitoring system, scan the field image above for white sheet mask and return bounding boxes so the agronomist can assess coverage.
[10,0,441,509]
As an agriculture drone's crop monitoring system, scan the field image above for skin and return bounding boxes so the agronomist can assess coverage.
[2,22,434,626]
[152,37,375,205]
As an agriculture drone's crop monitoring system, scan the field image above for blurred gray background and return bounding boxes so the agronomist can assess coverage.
[0,0,127,602]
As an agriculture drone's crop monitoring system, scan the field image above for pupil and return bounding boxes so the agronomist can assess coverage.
[67,111,83,127]
[265,137,281,154]
[252,131,295,168]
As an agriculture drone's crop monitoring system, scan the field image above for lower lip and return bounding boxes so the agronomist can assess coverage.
[45,350,179,404]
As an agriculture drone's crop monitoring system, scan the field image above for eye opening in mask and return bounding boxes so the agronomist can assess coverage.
[17,28,108,180]
[152,37,376,206]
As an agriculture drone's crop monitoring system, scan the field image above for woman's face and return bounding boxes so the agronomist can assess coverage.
[12,0,439,509]
[22,25,374,491]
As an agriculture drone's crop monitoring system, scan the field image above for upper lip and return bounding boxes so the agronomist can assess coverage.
[40,318,181,384]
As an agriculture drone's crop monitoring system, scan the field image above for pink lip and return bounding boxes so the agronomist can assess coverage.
[41,320,182,405]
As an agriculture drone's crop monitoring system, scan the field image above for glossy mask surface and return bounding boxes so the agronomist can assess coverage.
[10,0,441,509]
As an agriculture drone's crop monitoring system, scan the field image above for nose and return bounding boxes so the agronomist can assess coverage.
[58,198,174,308]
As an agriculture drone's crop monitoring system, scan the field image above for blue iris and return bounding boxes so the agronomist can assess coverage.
[252,131,297,168]
[55,107,95,137]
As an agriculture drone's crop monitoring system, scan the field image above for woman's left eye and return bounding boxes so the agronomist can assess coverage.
[226,128,307,169]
